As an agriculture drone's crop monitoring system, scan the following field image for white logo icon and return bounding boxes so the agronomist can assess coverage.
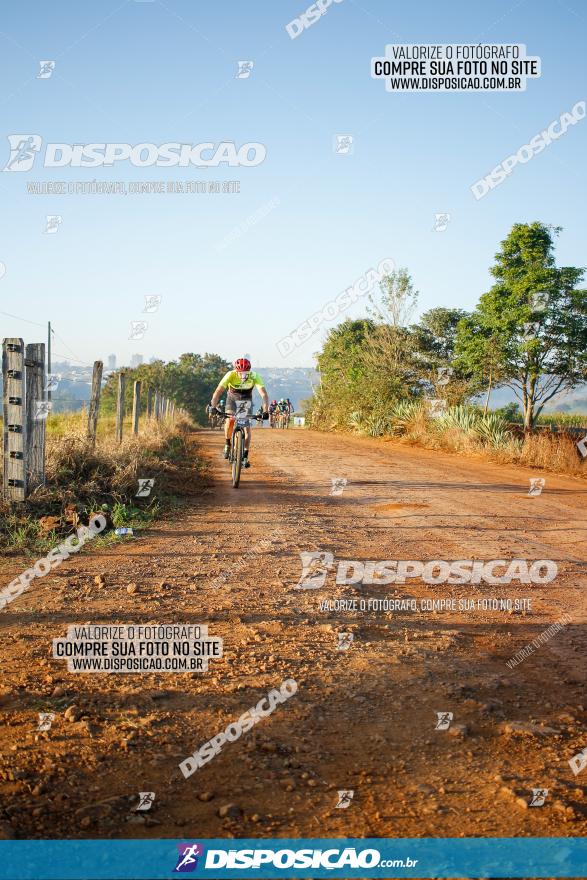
[37,712,55,732]
[136,478,155,498]
[528,478,545,497]
[529,788,549,807]
[522,321,540,340]
[37,61,56,79]
[428,399,447,418]
[4,134,42,172]
[577,436,587,458]
[334,135,354,155]
[236,61,254,79]
[34,401,52,421]
[432,212,451,232]
[44,215,62,234]
[569,747,587,776]
[435,711,453,730]
[531,291,549,311]
[335,790,354,809]
[295,551,334,590]
[44,373,61,392]
[143,294,162,313]
[437,366,453,386]
[129,321,148,340]
[330,477,347,496]
[337,632,353,652]
[135,791,155,811]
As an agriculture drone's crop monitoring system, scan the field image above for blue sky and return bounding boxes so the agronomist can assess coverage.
[0,0,585,369]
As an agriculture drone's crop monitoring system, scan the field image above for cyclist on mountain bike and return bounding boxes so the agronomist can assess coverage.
[210,358,269,468]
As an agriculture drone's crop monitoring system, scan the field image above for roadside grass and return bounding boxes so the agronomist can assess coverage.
[0,413,206,555]
[345,403,587,478]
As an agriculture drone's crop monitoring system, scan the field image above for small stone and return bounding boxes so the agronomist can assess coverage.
[80,816,91,828]
[198,791,215,802]
[218,803,241,819]
[94,575,106,586]
[515,797,529,810]
[64,705,81,722]
[52,686,66,698]
[127,583,138,595]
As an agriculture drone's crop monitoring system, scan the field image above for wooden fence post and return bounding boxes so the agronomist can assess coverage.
[154,391,161,421]
[147,387,153,418]
[132,380,141,435]
[25,342,46,491]
[115,372,126,442]
[2,338,27,502]
[87,360,103,446]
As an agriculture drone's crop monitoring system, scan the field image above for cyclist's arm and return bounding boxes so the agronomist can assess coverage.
[210,380,229,408]
[257,385,269,412]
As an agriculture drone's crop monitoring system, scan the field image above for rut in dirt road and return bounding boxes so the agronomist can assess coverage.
[1,426,586,839]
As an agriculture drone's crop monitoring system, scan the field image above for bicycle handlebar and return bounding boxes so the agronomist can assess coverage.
[214,409,266,422]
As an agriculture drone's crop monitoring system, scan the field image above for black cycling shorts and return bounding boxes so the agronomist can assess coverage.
[225,388,253,413]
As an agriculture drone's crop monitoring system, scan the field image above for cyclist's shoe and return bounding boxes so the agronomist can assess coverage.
[223,442,231,459]
[243,454,251,469]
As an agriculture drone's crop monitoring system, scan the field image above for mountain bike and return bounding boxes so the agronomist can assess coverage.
[216,403,265,488]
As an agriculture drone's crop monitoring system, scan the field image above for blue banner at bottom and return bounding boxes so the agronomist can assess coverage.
[0,838,585,879]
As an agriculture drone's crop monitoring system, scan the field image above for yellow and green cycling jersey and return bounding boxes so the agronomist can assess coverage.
[219,370,265,392]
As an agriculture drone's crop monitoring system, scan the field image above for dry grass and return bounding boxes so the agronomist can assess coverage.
[0,413,205,553]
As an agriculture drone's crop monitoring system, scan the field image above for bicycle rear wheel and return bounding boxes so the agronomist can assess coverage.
[231,429,243,488]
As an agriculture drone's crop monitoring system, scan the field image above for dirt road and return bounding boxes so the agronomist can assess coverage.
[1,427,586,839]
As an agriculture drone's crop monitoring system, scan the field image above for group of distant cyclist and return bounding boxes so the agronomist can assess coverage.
[268,397,294,429]
[205,357,295,469]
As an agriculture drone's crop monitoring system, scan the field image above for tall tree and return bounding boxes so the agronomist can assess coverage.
[455,223,586,428]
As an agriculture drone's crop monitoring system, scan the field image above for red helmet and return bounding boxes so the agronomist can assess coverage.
[234,357,251,371]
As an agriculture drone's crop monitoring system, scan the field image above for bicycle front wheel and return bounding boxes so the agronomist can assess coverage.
[232,429,243,488]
